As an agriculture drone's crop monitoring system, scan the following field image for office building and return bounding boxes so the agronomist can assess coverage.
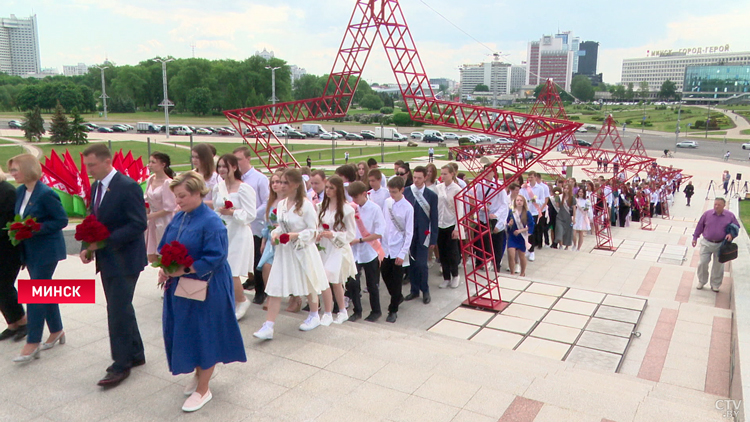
[459,61,512,101]
[63,63,90,76]
[683,65,750,103]
[621,49,750,92]
[510,65,526,93]
[578,41,599,76]
[0,14,41,77]
[526,32,579,90]
[254,48,274,61]
[290,64,306,82]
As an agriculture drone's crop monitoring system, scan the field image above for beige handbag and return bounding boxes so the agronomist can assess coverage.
[175,276,208,301]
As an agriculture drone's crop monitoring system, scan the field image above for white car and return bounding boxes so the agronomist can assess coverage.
[410,132,423,139]
[676,140,698,148]
[361,130,375,136]
[576,127,588,133]
[443,133,459,140]
[493,137,515,145]
[196,128,212,135]
[319,132,340,140]
[742,143,750,150]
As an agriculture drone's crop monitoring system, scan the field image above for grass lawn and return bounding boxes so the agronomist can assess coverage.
[742,129,750,135]
[740,200,750,237]
[567,106,736,133]
[35,141,193,168]
[0,146,27,165]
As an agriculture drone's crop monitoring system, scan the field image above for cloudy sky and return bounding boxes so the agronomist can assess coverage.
[9,0,750,85]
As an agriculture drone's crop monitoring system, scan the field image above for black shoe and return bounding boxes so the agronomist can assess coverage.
[13,325,27,342]
[302,304,310,312]
[422,293,431,304]
[386,312,397,323]
[404,293,419,301]
[402,278,410,286]
[550,243,558,249]
[399,296,404,305]
[242,280,255,290]
[347,313,361,322]
[252,293,267,305]
[132,358,146,368]
[364,312,381,322]
[97,369,130,387]
[0,328,18,341]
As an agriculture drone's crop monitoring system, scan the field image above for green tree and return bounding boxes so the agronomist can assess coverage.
[352,79,374,104]
[187,87,212,115]
[16,85,40,111]
[360,93,384,110]
[21,106,45,142]
[613,85,626,100]
[659,80,677,100]
[639,80,650,100]
[69,107,89,145]
[625,83,635,100]
[49,101,70,144]
[474,84,490,92]
[570,75,595,102]
[293,74,324,100]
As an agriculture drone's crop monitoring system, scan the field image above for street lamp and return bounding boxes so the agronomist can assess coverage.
[92,65,109,120]
[265,66,281,116]
[675,102,682,143]
[705,103,711,139]
[153,58,175,138]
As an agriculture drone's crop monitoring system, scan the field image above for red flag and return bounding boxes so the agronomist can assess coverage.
[40,162,76,194]
[43,150,77,193]
[112,150,124,173]
[79,152,91,205]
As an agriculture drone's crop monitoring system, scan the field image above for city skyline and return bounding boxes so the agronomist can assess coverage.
[4,0,750,86]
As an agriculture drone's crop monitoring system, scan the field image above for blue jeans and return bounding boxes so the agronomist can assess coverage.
[26,263,63,344]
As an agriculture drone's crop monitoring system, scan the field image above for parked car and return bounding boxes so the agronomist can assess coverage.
[742,143,750,150]
[333,130,350,137]
[217,128,235,136]
[410,132,423,139]
[196,128,213,135]
[345,133,364,140]
[111,125,127,132]
[676,140,698,148]
[286,130,306,139]
[576,140,592,147]
[493,137,515,145]
[443,133,459,140]
[97,127,114,133]
[360,130,375,136]
[576,127,588,133]
[361,132,376,139]
[83,122,98,130]
[319,132,340,140]
[423,134,443,143]
[8,120,22,129]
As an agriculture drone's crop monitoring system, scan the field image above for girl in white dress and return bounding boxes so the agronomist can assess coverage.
[144,152,177,263]
[191,144,219,208]
[573,187,593,251]
[317,176,357,325]
[253,169,330,340]
[213,154,257,320]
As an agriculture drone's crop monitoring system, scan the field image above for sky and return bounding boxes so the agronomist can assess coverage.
[8,0,750,86]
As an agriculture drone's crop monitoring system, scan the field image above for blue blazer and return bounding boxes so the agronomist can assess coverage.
[89,172,148,276]
[403,185,439,255]
[15,182,68,268]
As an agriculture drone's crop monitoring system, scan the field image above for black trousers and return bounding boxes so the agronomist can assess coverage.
[529,214,545,252]
[101,272,144,373]
[253,235,264,296]
[438,226,460,280]
[618,206,630,227]
[346,258,381,315]
[380,258,404,313]
[0,263,24,325]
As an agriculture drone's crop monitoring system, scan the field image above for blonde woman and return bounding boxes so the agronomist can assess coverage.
[506,195,534,277]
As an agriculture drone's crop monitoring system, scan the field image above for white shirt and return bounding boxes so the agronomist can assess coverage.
[476,180,509,232]
[436,182,462,229]
[19,190,32,216]
[351,200,385,264]
[456,178,467,188]
[368,187,389,210]
[95,168,118,206]
[382,197,414,263]
[241,166,270,237]
[343,182,352,202]
[520,182,547,216]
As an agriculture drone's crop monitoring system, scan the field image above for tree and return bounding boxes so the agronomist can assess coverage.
[392,112,415,126]
[474,84,490,92]
[639,80,650,100]
[49,101,70,144]
[613,85,626,100]
[625,83,635,100]
[659,80,677,100]
[360,93,384,110]
[570,75,595,102]
[69,107,88,145]
[21,106,45,142]
[187,87,212,115]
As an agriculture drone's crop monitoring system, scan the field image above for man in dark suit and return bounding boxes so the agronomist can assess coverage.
[403,166,438,304]
[81,144,148,387]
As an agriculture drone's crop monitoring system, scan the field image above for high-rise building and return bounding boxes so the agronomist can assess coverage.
[0,14,41,77]
[526,32,579,90]
[578,41,599,76]
[459,61,512,101]
[510,65,526,93]
[683,65,750,103]
[289,64,307,82]
[63,63,90,76]
[254,48,274,61]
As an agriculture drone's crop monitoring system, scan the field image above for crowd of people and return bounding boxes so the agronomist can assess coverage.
[0,143,702,412]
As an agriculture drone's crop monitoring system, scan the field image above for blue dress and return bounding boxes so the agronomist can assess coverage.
[256,203,277,270]
[506,210,535,252]
[160,203,246,375]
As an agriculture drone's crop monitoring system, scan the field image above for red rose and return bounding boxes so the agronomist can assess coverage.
[424,230,430,236]
[271,208,277,215]
[322,224,330,230]
[355,214,360,220]
[26,219,41,232]
[14,227,33,241]
[10,222,25,231]
[279,233,290,244]
[145,203,150,209]
[224,200,234,209]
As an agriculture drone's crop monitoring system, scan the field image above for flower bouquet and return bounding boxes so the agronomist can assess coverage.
[4,215,41,246]
[75,215,110,260]
[152,241,194,288]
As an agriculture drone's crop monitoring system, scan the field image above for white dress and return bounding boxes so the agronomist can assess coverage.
[317,203,358,284]
[203,172,220,204]
[573,198,593,231]
[212,182,257,277]
[265,199,329,297]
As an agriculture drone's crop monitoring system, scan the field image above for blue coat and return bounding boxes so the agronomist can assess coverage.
[89,172,148,276]
[14,182,68,268]
[404,185,438,259]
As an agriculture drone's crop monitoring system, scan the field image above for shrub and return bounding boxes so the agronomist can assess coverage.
[591,116,605,122]
[380,107,394,114]
[625,119,633,125]
[568,116,580,120]
[458,137,473,146]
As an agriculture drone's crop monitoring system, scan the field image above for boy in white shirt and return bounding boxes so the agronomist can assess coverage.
[347,181,386,322]
[368,169,390,210]
[380,177,414,323]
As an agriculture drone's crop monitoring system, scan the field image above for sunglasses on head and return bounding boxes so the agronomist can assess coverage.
[397,172,407,176]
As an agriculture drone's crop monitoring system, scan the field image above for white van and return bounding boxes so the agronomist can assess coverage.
[423,129,443,138]
[174,125,193,135]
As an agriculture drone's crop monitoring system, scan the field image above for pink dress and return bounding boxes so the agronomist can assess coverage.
[145,175,176,255]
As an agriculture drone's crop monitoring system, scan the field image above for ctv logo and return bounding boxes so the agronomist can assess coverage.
[18,280,95,304]
[716,399,742,419]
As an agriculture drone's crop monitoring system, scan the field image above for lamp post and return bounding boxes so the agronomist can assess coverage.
[705,103,711,139]
[92,65,109,120]
[153,58,174,138]
[675,102,682,143]
[265,66,281,116]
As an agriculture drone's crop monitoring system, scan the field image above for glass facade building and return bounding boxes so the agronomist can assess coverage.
[683,65,750,101]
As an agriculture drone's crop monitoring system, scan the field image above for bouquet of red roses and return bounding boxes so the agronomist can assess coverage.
[75,215,110,259]
[152,241,194,274]
[4,215,41,246]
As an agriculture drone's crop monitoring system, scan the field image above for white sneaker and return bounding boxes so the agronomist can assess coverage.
[182,390,212,412]
[438,267,443,275]
[253,322,274,340]
[427,260,434,269]
[528,252,535,261]
[515,264,521,273]
[333,311,348,324]
[299,314,321,331]
[439,279,450,289]
[450,276,460,289]
[320,313,334,326]
[344,297,351,309]
[235,300,251,321]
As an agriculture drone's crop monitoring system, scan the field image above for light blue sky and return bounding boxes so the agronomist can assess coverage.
[9,0,750,85]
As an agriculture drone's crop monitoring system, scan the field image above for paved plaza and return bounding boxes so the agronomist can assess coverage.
[0,149,748,421]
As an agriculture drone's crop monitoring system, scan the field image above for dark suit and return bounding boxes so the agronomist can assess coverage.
[404,185,438,295]
[90,171,148,373]
[15,182,69,343]
[0,181,23,325]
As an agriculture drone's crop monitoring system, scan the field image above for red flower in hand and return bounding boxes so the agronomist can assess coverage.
[279,233,291,244]
[224,200,234,209]
[322,224,330,230]
[10,222,25,231]
[145,202,150,209]
[355,214,360,220]
[14,227,33,241]
[271,208,277,215]
[25,218,41,232]
[424,230,430,236]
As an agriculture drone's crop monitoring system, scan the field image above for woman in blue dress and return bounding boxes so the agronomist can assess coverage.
[159,171,246,413]
[506,195,534,277]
